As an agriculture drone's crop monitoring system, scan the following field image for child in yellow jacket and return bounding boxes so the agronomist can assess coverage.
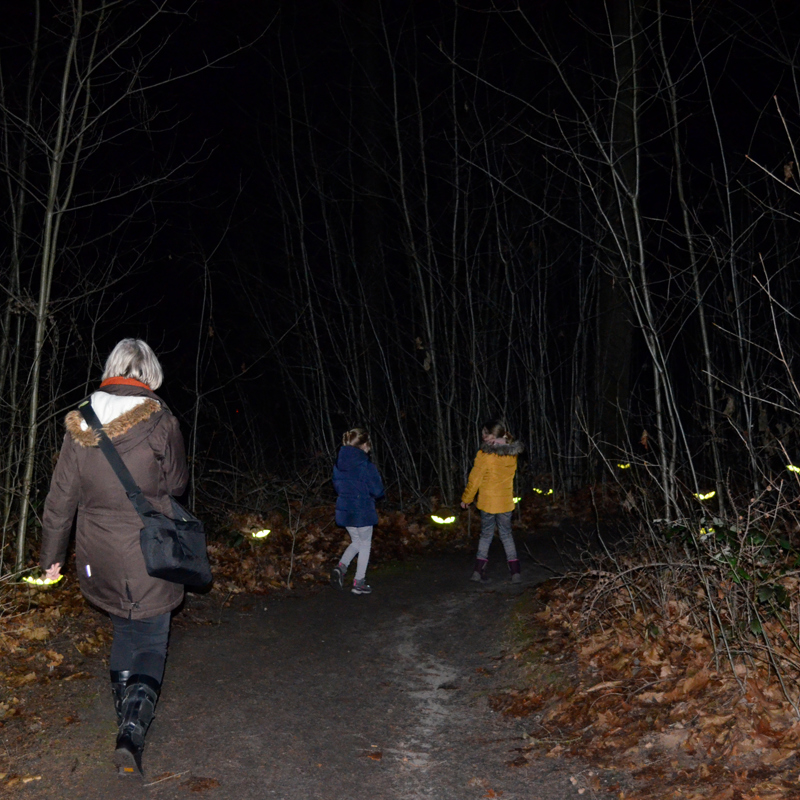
[460,419,524,583]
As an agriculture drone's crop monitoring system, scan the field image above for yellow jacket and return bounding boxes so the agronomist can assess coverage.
[461,440,524,514]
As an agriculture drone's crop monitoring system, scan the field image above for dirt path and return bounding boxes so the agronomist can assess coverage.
[9,546,624,799]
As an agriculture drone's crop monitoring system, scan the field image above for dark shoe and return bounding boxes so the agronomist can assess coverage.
[351,578,372,595]
[110,669,132,724]
[508,559,522,584]
[330,564,345,591]
[114,675,160,778]
[114,734,142,778]
[470,558,489,583]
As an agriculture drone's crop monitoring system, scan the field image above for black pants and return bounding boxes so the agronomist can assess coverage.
[109,612,171,684]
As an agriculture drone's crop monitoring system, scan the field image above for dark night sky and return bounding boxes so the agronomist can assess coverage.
[4,0,800,468]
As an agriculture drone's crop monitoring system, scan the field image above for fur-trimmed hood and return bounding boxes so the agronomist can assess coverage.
[41,382,188,620]
[65,395,162,448]
[479,439,525,457]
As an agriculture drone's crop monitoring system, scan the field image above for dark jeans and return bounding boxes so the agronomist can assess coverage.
[109,612,171,684]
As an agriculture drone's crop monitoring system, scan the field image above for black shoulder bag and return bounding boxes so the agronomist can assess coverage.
[79,401,212,587]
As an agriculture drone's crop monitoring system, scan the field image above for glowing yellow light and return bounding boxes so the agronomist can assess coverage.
[699,527,715,538]
[251,529,271,539]
[431,515,456,525]
[693,491,716,501]
[617,463,631,470]
[513,497,522,503]
[788,465,800,474]
[23,574,64,586]
[532,488,553,495]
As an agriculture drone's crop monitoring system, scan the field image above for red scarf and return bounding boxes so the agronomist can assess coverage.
[99,377,151,390]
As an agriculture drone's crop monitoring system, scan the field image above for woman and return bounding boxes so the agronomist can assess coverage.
[39,338,188,778]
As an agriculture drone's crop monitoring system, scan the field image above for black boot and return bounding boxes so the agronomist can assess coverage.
[110,670,132,725]
[114,674,160,778]
[508,559,522,584]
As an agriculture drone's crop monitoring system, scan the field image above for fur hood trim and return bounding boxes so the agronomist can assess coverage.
[65,398,161,447]
[479,439,525,457]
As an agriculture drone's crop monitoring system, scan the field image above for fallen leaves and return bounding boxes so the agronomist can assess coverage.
[73,626,111,655]
[210,506,471,593]
[492,577,800,799]
[1,774,42,788]
[661,669,711,703]
[0,575,108,773]
[43,649,63,669]
[6,672,36,687]
[18,626,50,641]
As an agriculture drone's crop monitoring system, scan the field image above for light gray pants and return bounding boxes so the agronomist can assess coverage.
[477,511,517,561]
[341,526,373,580]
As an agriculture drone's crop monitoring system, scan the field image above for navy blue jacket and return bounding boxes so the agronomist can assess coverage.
[333,446,385,527]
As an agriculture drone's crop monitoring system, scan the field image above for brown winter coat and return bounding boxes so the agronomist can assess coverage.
[40,383,188,619]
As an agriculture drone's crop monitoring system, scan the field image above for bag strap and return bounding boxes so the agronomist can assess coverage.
[78,400,159,520]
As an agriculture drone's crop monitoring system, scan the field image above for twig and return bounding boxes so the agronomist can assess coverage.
[143,770,189,788]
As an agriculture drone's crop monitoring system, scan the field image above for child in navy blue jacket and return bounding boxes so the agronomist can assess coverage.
[330,428,385,595]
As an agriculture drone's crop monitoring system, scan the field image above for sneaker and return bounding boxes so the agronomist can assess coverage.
[351,578,372,595]
[330,565,344,591]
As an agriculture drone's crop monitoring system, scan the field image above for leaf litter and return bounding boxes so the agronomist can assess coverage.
[491,574,800,799]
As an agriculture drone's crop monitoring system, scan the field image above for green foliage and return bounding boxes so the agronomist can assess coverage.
[654,514,799,642]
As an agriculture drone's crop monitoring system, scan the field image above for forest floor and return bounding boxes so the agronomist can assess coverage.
[2,511,799,799]
[0,525,637,800]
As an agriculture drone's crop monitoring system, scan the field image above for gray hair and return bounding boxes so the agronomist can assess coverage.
[102,338,163,390]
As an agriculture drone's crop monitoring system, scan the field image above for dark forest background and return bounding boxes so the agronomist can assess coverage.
[2,0,800,571]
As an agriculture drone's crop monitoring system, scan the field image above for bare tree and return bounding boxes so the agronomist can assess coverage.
[0,0,256,571]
